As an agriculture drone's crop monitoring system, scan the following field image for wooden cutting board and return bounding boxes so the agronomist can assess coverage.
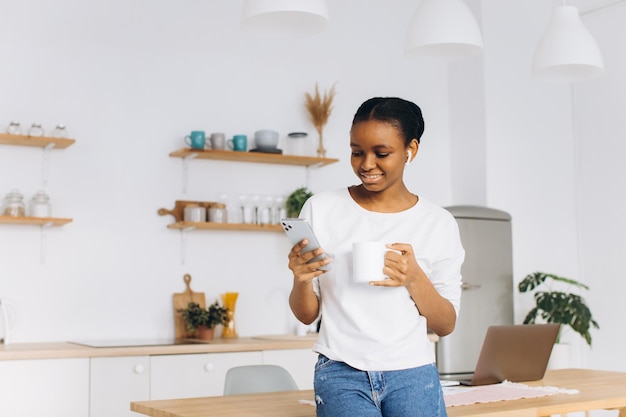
[158,200,221,222]
[173,274,206,339]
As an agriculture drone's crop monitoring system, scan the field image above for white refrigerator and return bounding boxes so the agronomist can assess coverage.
[437,206,514,378]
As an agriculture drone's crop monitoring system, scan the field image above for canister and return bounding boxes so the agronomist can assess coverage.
[2,189,26,217]
[183,204,206,222]
[208,203,227,223]
[29,190,52,218]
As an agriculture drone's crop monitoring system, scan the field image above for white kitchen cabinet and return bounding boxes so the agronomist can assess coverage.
[262,348,317,390]
[150,351,263,398]
[0,358,89,417]
[89,355,150,417]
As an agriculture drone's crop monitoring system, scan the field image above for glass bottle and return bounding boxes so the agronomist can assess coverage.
[6,121,21,135]
[50,124,68,138]
[221,292,239,339]
[29,190,52,218]
[28,123,44,137]
[2,189,26,217]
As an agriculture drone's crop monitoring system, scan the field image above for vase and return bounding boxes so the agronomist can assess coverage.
[316,132,326,158]
[195,325,215,341]
[221,292,239,339]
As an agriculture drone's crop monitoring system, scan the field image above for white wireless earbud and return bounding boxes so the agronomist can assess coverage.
[406,151,412,166]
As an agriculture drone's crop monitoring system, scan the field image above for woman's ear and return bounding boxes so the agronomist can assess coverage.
[406,139,419,166]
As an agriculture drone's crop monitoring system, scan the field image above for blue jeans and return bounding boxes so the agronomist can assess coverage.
[313,355,447,417]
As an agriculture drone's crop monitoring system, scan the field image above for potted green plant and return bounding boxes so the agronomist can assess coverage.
[286,187,313,218]
[178,301,228,340]
[518,271,599,346]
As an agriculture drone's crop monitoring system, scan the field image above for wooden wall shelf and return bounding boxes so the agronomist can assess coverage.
[0,216,73,226]
[0,133,76,149]
[169,148,338,168]
[167,222,282,232]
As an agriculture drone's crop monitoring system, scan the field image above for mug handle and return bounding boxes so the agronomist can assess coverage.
[0,300,18,338]
[227,139,234,150]
[184,135,191,146]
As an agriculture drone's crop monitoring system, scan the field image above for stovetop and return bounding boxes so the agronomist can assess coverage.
[69,338,194,348]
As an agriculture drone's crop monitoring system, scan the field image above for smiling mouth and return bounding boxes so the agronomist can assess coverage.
[360,173,384,183]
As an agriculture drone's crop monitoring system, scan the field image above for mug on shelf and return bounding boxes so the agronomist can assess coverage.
[184,131,206,150]
[227,135,247,152]
[210,133,226,150]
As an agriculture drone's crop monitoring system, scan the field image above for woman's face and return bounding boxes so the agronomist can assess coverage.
[350,120,414,194]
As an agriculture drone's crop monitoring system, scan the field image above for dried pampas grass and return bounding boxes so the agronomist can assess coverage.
[305,83,336,158]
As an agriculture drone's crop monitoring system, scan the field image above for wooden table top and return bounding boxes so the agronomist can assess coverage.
[131,368,626,417]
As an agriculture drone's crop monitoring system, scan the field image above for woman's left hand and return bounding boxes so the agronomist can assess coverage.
[371,242,457,336]
[369,243,421,287]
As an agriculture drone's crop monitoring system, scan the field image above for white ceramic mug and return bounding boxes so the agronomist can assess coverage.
[352,242,396,283]
[210,133,226,150]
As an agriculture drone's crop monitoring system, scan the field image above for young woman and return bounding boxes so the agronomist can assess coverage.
[287,97,464,417]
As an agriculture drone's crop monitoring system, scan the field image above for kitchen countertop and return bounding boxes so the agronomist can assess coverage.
[0,334,319,361]
[0,332,438,361]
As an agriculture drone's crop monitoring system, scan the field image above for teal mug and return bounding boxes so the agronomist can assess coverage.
[185,131,206,150]
[227,135,247,152]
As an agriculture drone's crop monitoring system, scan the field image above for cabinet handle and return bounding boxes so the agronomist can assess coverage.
[204,363,215,372]
[460,282,481,291]
[134,364,145,374]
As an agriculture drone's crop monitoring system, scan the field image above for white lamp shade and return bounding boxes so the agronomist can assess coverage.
[242,0,329,38]
[533,6,604,82]
[406,0,483,59]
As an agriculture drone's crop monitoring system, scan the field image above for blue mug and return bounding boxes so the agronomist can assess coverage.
[185,131,206,150]
[228,134,247,152]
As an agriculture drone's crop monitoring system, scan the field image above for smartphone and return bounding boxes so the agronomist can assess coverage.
[281,218,330,271]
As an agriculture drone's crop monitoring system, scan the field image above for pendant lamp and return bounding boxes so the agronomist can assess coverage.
[405,0,483,59]
[533,5,604,82]
[241,0,329,38]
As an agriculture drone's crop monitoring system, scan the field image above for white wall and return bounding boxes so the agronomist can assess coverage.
[570,3,626,372]
[480,0,626,372]
[0,0,453,342]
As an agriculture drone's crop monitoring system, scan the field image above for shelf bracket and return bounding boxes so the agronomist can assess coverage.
[181,153,198,194]
[41,143,55,188]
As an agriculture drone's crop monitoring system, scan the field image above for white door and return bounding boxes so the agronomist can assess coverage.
[0,358,89,417]
[90,356,150,417]
[150,351,263,398]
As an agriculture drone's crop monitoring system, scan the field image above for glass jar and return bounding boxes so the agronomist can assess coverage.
[6,121,22,135]
[50,124,68,138]
[2,189,26,217]
[29,190,52,218]
[28,123,44,137]
[287,132,310,156]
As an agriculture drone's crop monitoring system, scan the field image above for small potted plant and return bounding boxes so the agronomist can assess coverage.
[286,187,313,218]
[518,271,599,346]
[178,301,228,341]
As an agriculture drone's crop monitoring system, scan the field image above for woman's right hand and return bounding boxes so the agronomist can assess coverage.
[288,239,330,283]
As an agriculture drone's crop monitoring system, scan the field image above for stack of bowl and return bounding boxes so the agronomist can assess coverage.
[253,130,282,154]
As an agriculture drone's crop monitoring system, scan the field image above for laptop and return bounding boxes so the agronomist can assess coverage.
[453,323,560,386]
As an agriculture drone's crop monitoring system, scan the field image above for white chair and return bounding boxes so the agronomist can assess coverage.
[223,364,299,395]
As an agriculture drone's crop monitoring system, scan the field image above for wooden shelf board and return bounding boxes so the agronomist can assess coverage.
[0,216,73,226]
[169,148,338,167]
[167,222,283,232]
[0,133,75,149]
